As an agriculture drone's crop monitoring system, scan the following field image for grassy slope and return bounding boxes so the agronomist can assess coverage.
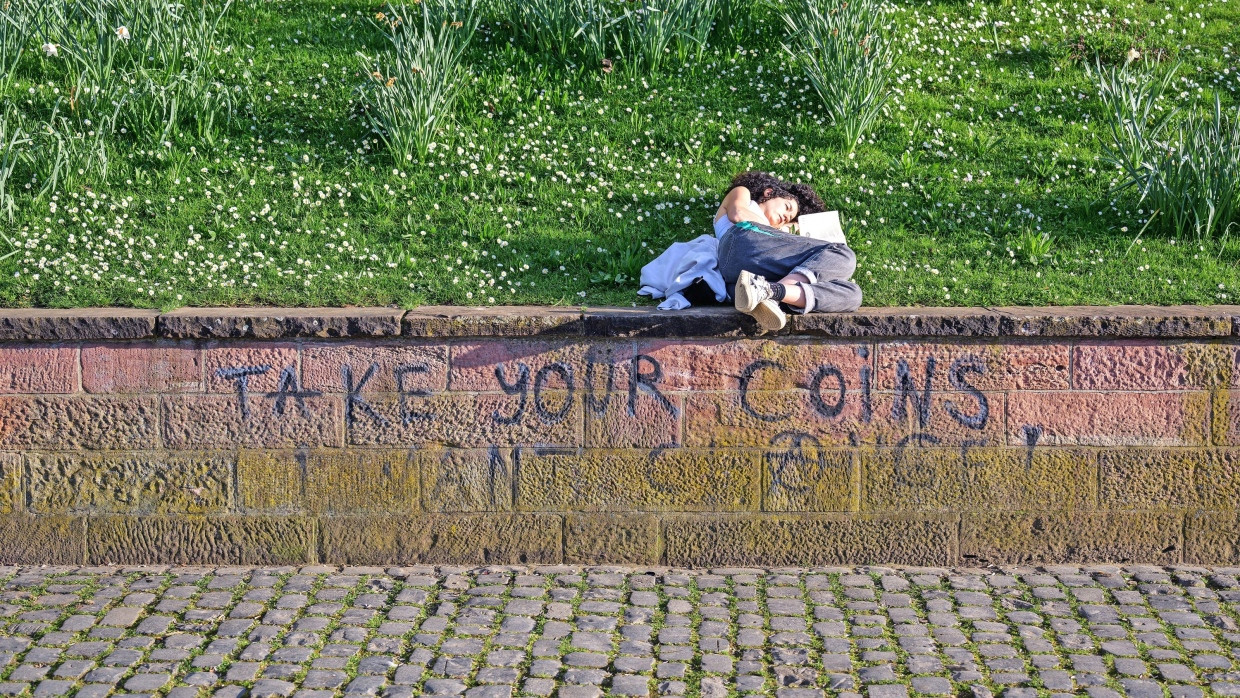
[2,0,1238,309]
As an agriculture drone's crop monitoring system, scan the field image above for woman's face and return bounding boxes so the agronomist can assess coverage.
[759,195,798,229]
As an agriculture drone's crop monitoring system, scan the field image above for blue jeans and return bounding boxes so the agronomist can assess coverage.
[717,221,862,313]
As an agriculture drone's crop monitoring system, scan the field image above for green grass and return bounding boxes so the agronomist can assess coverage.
[1,0,1238,309]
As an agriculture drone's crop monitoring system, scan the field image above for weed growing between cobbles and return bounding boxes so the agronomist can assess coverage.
[0,0,1237,308]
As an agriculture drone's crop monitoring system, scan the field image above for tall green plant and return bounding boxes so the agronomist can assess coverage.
[666,0,721,66]
[358,1,481,162]
[503,0,623,69]
[622,0,721,74]
[0,105,29,222]
[1092,61,1240,239]
[0,1,38,95]
[715,0,755,52]
[35,0,234,142]
[778,0,896,153]
[1091,58,1178,178]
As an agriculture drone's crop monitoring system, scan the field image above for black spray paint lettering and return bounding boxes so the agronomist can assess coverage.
[858,345,873,424]
[628,354,677,418]
[342,363,388,428]
[217,364,271,419]
[738,360,792,423]
[944,356,989,430]
[295,447,310,483]
[533,362,574,424]
[486,445,509,508]
[583,352,616,416]
[394,363,435,425]
[959,438,990,468]
[267,365,321,419]
[492,363,530,425]
[892,357,935,428]
[643,445,685,495]
[809,364,846,419]
[766,431,842,495]
[1021,424,1043,471]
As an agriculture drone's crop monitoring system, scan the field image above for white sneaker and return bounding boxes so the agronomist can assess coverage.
[734,270,787,332]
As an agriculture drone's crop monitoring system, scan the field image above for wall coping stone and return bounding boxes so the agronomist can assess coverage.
[0,308,159,341]
[0,304,1237,340]
[158,307,403,339]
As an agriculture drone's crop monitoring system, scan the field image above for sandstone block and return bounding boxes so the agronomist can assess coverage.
[0,345,76,393]
[762,443,855,512]
[793,307,1004,337]
[302,342,448,393]
[663,513,957,566]
[1073,341,1235,390]
[683,389,1002,448]
[0,308,157,340]
[205,342,298,394]
[162,395,341,448]
[995,305,1234,338]
[81,341,202,393]
[346,392,580,447]
[418,447,514,512]
[582,307,760,338]
[565,513,660,565]
[516,448,760,512]
[0,396,159,449]
[318,514,562,564]
[159,307,402,339]
[1007,391,1208,446]
[960,511,1182,564]
[26,451,232,514]
[632,339,871,392]
[861,447,1096,511]
[87,516,313,564]
[238,450,417,514]
[1216,393,1240,445]
[0,514,84,564]
[1098,448,1229,509]
[584,392,682,449]
[0,454,17,513]
[1186,511,1240,563]
[402,306,584,337]
[449,340,589,391]
[875,342,1070,391]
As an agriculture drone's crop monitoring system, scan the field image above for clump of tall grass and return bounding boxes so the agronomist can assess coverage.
[502,0,619,69]
[622,0,720,73]
[357,1,481,163]
[1093,60,1240,239]
[37,0,235,143]
[498,0,724,74]
[0,0,234,212]
[715,0,756,52]
[0,1,37,95]
[777,0,896,153]
[0,105,29,222]
[32,99,119,196]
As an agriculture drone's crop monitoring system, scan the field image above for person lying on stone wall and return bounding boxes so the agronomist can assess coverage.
[712,170,863,331]
[639,171,863,330]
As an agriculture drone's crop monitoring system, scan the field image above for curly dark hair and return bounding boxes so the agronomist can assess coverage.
[727,171,825,221]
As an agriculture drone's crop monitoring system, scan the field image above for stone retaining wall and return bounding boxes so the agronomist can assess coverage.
[2,305,1240,566]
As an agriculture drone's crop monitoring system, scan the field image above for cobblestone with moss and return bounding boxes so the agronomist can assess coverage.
[2,565,1240,698]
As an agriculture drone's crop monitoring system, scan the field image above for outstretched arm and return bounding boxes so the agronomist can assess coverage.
[715,186,768,226]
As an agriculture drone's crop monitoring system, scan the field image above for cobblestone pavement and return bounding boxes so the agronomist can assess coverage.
[4,565,1240,698]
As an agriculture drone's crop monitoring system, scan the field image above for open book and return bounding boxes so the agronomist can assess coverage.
[794,211,846,244]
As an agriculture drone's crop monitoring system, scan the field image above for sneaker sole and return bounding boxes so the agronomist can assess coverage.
[749,300,786,332]
[734,270,761,313]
